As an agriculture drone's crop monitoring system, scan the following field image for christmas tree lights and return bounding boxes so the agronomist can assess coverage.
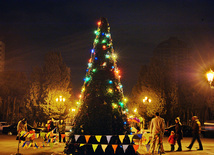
[72,17,130,135]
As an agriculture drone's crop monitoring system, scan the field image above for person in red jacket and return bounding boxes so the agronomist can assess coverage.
[168,131,176,151]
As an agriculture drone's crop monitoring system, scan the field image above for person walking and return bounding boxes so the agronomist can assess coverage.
[17,118,28,133]
[168,131,176,151]
[187,116,203,150]
[17,118,28,141]
[50,118,55,131]
[58,119,66,143]
[150,112,165,154]
[175,117,183,151]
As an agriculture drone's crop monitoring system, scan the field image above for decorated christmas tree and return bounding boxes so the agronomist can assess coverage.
[72,17,130,135]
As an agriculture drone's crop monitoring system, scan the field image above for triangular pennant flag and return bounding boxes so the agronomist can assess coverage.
[46,132,50,138]
[119,135,125,143]
[27,142,32,149]
[101,144,108,152]
[34,143,38,149]
[49,142,54,149]
[40,132,46,138]
[85,135,90,143]
[61,134,66,139]
[22,141,27,147]
[24,144,28,149]
[24,132,29,137]
[112,145,117,153]
[50,132,54,138]
[80,144,85,147]
[133,145,139,152]
[92,144,98,152]
[95,135,102,143]
[106,135,112,143]
[20,131,26,136]
[146,144,150,152]
[128,135,134,143]
[31,133,35,140]
[137,134,142,139]
[66,136,69,142]
[122,145,129,152]
[27,133,33,138]
[75,135,80,142]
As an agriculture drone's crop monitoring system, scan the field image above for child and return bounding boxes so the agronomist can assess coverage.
[168,131,176,151]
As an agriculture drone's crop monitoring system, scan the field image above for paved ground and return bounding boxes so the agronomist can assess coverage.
[0,134,214,155]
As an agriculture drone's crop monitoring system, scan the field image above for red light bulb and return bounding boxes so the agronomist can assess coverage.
[97,21,101,26]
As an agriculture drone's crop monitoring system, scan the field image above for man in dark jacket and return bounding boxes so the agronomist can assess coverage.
[175,117,183,151]
[187,116,203,150]
[58,120,66,143]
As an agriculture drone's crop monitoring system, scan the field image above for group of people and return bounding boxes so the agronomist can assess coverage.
[149,112,203,154]
[17,118,66,143]
[45,118,66,143]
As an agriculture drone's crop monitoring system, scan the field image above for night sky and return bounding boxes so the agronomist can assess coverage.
[0,0,214,97]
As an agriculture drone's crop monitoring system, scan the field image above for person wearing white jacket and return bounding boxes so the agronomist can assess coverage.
[150,112,165,154]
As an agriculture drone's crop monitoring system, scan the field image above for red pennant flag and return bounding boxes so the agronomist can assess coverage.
[133,145,139,152]
[61,134,66,139]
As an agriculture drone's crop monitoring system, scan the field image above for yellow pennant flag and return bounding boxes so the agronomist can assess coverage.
[40,132,46,138]
[128,135,134,143]
[80,144,85,147]
[27,133,33,138]
[101,144,108,152]
[95,135,102,142]
[27,142,32,149]
[24,144,28,149]
[20,131,26,136]
[112,144,117,153]
[46,132,50,138]
[92,144,98,152]
[85,135,90,143]
[119,135,125,143]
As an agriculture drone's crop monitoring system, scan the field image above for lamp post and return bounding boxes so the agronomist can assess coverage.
[56,96,65,114]
[206,69,214,121]
[56,96,65,102]
[142,96,151,130]
[143,96,152,104]
[207,69,214,88]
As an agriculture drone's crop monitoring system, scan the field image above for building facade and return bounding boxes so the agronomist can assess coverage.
[152,37,191,82]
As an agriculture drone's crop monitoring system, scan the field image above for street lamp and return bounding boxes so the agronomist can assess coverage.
[206,69,214,88]
[56,96,66,112]
[56,96,65,102]
[143,96,151,103]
